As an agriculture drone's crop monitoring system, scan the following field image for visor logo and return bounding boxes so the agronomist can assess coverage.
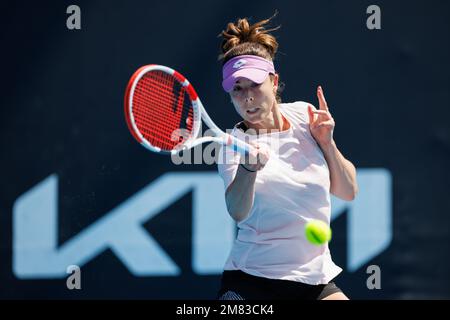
[233,59,247,69]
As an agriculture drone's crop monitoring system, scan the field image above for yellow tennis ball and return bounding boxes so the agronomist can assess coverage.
[304,220,332,245]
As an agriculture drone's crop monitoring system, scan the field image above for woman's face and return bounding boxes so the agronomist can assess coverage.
[229,74,278,126]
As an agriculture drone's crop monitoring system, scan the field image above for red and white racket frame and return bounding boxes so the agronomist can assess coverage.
[124,64,253,156]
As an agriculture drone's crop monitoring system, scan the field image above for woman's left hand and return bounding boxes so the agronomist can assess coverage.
[307,86,335,148]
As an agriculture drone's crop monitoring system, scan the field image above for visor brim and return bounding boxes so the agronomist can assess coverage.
[222,69,270,92]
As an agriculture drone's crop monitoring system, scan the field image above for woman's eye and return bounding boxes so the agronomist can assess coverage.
[233,86,241,92]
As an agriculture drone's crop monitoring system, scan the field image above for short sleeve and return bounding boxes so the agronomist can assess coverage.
[279,101,312,125]
[217,143,241,192]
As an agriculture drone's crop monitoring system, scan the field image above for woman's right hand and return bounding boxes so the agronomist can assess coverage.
[241,143,270,172]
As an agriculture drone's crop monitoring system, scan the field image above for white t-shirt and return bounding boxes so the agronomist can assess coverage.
[217,101,342,285]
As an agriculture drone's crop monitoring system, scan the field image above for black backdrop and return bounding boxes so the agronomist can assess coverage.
[1,0,449,299]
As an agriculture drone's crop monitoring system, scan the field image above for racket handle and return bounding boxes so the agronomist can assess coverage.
[225,134,254,157]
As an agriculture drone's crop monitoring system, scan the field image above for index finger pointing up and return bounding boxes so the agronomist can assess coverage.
[317,85,329,111]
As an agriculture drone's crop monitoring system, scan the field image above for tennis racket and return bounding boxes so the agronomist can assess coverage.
[124,64,254,157]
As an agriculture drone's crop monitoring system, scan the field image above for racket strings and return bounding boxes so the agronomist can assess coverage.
[134,72,193,132]
[132,71,194,151]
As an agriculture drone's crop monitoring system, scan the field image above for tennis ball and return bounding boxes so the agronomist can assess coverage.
[304,220,332,245]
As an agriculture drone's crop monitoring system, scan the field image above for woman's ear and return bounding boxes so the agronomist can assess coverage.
[272,73,279,91]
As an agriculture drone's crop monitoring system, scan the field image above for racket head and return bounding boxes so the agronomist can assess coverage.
[124,65,202,154]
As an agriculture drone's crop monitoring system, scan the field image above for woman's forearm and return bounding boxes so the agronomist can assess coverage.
[320,140,359,201]
[225,165,257,222]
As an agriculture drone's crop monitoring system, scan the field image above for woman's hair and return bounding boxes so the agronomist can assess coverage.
[218,12,284,102]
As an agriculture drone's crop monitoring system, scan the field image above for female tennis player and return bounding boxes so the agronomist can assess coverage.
[216,14,358,300]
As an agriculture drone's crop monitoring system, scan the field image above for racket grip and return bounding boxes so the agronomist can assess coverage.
[225,134,254,157]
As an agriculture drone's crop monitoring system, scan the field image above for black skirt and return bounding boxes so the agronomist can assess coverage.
[217,270,343,300]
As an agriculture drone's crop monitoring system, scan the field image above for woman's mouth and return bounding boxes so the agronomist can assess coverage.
[246,107,260,115]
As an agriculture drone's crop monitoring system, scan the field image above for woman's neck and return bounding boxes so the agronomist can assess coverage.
[244,104,290,135]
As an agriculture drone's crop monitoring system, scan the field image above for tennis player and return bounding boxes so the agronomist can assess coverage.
[216,14,358,300]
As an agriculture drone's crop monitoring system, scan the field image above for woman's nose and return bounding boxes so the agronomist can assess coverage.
[245,96,254,102]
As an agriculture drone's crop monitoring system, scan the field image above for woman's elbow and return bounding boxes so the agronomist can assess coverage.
[226,201,249,222]
[332,184,358,201]
[346,184,359,201]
